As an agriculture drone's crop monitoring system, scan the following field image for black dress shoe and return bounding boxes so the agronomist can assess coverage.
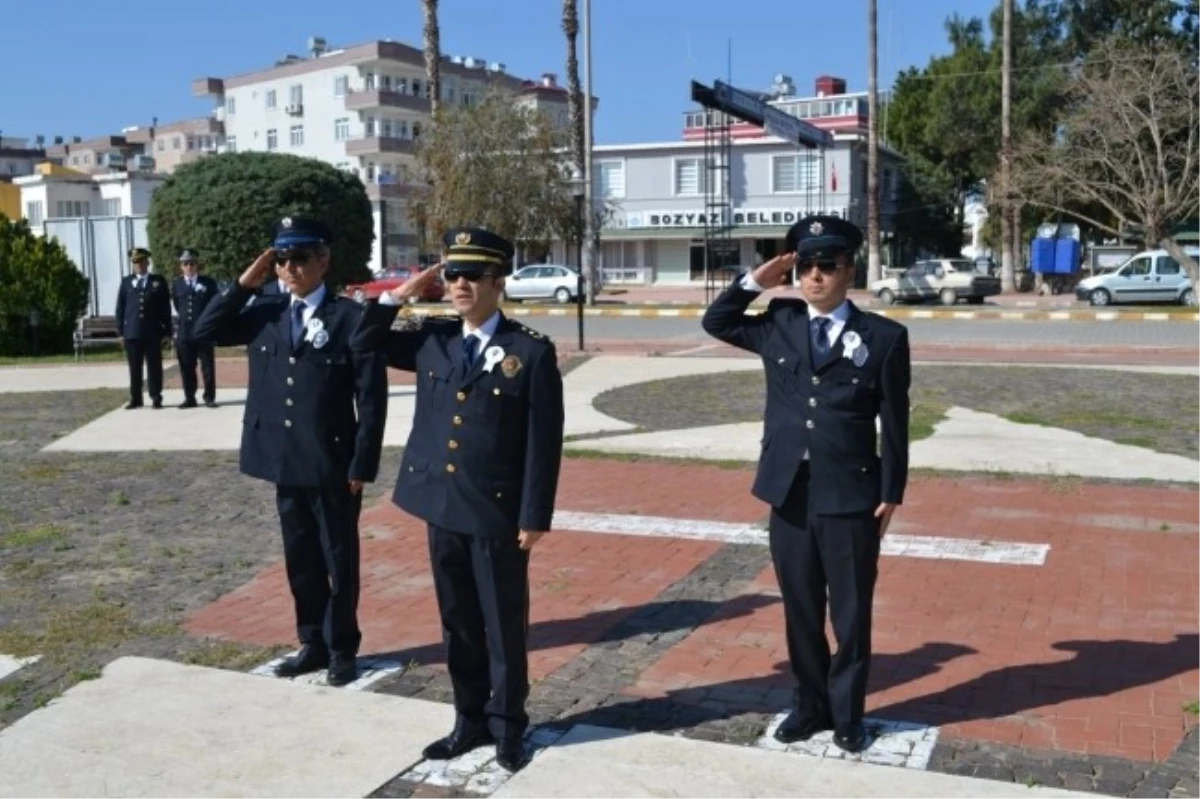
[832,723,870,753]
[124,402,142,410]
[178,399,198,409]
[774,712,833,744]
[326,655,357,687]
[495,739,527,772]
[151,400,163,409]
[273,645,329,678]
[422,727,494,760]
[204,400,219,408]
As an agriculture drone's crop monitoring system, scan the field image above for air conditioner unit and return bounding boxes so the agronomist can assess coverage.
[285,103,304,115]
[131,155,156,172]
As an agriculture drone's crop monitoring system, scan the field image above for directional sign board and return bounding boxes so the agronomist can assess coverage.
[694,80,833,149]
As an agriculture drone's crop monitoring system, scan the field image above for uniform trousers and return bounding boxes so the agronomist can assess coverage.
[275,485,363,657]
[175,339,216,402]
[428,525,530,743]
[124,338,164,404]
[768,463,882,728]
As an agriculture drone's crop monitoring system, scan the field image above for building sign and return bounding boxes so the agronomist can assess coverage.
[621,207,847,230]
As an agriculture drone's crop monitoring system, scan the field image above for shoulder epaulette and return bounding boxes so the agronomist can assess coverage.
[512,320,552,344]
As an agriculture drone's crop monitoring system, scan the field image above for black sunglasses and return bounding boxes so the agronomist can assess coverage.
[443,268,493,282]
[798,259,841,275]
[274,250,316,267]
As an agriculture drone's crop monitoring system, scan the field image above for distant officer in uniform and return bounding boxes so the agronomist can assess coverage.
[357,227,564,772]
[192,216,389,687]
[701,215,910,754]
[115,247,172,410]
[171,248,219,408]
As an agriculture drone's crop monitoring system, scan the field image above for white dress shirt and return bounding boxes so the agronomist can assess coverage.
[290,283,327,331]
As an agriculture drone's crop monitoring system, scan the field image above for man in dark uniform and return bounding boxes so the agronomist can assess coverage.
[115,247,172,409]
[192,216,389,687]
[701,215,910,754]
[171,248,219,409]
[357,227,564,772]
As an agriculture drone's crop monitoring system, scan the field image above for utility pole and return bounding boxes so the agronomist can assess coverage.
[1000,0,1016,293]
[867,0,881,284]
[583,0,598,305]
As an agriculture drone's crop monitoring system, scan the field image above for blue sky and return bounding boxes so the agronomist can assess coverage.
[2,0,998,145]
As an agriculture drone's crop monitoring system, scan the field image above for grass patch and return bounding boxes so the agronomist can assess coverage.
[182,640,287,671]
[0,524,66,549]
[1185,700,1199,716]
[18,463,68,481]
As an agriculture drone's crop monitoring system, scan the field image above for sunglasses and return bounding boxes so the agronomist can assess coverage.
[443,268,493,283]
[274,250,317,267]
[798,259,841,275]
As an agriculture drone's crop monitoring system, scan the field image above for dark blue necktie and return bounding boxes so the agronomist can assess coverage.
[291,302,306,347]
[462,335,477,369]
[811,317,831,361]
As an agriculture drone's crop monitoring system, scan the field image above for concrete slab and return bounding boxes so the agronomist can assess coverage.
[494,724,1086,798]
[913,406,1200,483]
[0,656,452,798]
[566,421,762,461]
[0,364,136,393]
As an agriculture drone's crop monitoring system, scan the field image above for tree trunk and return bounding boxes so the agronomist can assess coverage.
[867,0,882,284]
[1000,0,1016,293]
[423,0,441,118]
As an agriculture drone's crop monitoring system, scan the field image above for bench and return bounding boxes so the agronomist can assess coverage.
[73,315,122,361]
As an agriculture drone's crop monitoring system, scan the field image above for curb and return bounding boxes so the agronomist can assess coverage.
[404,305,1200,323]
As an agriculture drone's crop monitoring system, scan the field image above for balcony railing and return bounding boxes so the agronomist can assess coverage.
[344,89,431,113]
[345,136,417,156]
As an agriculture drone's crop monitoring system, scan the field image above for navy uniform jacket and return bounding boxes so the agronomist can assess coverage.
[702,285,910,516]
[171,275,219,342]
[360,305,564,537]
[192,284,389,488]
[115,273,172,340]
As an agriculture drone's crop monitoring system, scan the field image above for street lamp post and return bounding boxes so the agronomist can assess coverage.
[571,176,586,351]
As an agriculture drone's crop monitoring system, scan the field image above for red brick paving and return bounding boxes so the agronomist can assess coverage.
[185,459,1199,764]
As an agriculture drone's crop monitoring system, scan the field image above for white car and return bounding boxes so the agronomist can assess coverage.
[504,264,584,303]
[1074,247,1196,306]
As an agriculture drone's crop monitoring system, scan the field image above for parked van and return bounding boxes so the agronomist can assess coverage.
[1074,246,1197,306]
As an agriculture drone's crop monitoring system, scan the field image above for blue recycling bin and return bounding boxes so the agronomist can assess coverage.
[1031,238,1057,274]
[1053,238,1081,274]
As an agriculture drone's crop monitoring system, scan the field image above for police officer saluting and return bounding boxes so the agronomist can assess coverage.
[115,247,172,409]
[702,215,911,754]
[192,216,389,687]
[358,228,564,772]
[171,248,219,408]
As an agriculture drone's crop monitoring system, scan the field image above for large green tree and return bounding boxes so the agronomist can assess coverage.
[147,152,374,288]
[0,215,89,356]
[408,89,578,256]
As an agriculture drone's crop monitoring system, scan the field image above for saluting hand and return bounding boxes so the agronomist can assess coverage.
[517,530,545,551]
[750,252,798,290]
[238,249,276,290]
[386,262,445,303]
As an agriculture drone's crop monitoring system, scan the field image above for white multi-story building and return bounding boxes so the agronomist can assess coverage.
[193,36,579,272]
[15,164,165,226]
[546,75,904,285]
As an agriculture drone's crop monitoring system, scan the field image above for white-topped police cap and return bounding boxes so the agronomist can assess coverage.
[273,215,333,249]
[177,248,199,262]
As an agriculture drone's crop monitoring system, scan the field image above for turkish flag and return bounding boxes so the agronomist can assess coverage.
[831,164,838,192]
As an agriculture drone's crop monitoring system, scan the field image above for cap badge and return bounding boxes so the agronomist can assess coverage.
[281,217,293,229]
[809,221,824,236]
[455,231,472,246]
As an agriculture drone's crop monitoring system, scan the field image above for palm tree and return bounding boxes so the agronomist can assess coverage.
[867,0,881,284]
[423,0,441,118]
[563,0,585,207]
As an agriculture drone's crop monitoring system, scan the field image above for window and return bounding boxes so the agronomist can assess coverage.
[397,77,408,94]
[101,198,121,216]
[55,200,88,217]
[412,78,422,97]
[24,200,44,225]
[365,117,376,136]
[289,125,304,147]
[186,136,195,151]
[1122,258,1151,277]
[596,160,625,198]
[334,118,350,141]
[266,129,278,150]
[366,163,376,182]
[674,157,703,195]
[412,122,422,140]
[1158,257,1182,275]
[771,153,819,193]
[381,119,393,138]
[226,136,237,152]
[288,84,303,107]
[226,96,236,115]
[381,75,393,90]
[397,120,409,138]
[364,72,376,90]
[156,139,165,152]
[173,136,181,150]
[265,89,277,109]
[333,76,348,97]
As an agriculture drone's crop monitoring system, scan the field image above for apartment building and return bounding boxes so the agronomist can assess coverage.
[44,135,145,175]
[122,117,224,173]
[192,36,581,271]
[15,163,164,226]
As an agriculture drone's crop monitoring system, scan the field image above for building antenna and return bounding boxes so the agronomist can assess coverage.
[727,37,732,85]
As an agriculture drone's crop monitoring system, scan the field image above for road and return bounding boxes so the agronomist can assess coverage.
[523,316,1200,351]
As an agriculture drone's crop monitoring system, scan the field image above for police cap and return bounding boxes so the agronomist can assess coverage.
[785,215,863,261]
[273,215,332,250]
[442,227,515,277]
[128,247,151,262]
